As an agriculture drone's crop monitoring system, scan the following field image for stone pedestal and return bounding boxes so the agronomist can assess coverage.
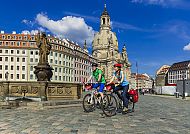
[46,83,82,100]
[34,64,53,81]
[0,82,83,101]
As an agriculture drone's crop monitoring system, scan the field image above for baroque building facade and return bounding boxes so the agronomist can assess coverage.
[0,31,97,83]
[92,5,131,80]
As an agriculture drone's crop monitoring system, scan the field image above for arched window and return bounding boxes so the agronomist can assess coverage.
[103,18,105,24]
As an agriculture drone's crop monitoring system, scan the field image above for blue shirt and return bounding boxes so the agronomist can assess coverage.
[113,71,129,86]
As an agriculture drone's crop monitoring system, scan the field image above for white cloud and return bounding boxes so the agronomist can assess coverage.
[37,27,46,32]
[112,21,144,31]
[22,19,35,27]
[158,21,190,40]
[65,11,144,31]
[131,0,190,9]
[35,13,95,46]
[145,20,190,40]
[22,19,28,24]
[132,0,166,5]
[183,43,190,51]
[21,30,39,35]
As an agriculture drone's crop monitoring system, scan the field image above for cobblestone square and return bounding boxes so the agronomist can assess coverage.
[0,95,190,134]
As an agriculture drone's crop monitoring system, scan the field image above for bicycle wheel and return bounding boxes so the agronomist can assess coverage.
[82,93,95,112]
[102,94,117,117]
[128,97,135,112]
[117,99,124,113]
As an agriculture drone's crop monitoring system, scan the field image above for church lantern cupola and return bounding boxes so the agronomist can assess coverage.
[100,4,111,31]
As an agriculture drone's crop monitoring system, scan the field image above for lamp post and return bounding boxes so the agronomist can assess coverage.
[182,70,186,99]
[136,62,138,91]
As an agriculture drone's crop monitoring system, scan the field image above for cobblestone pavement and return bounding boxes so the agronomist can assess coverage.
[0,95,190,134]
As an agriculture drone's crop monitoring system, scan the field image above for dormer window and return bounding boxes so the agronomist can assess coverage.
[24,36,27,40]
[31,36,34,40]
[7,35,11,39]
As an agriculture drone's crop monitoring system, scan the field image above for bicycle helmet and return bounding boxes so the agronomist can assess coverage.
[114,63,122,68]
[92,63,98,67]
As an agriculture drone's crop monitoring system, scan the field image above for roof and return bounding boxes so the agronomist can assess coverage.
[131,73,151,80]
[101,4,109,16]
[169,60,190,71]
[156,65,170,75]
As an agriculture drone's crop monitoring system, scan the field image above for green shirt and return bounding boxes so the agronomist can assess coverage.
[92,69,106,83]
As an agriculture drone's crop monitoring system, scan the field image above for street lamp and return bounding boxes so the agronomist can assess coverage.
[182,70,186,99]
[136,62,138,91]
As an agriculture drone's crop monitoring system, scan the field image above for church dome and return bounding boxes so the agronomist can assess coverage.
[92,30,118,51]
[92,5,120,60]
[91,4,131,80]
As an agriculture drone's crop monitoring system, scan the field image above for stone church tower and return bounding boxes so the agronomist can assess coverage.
[92,5,131,80]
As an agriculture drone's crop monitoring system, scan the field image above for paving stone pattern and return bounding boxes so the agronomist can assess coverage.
[0,95,190,134]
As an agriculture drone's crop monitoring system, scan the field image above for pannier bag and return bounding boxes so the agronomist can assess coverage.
[128,89,139,103]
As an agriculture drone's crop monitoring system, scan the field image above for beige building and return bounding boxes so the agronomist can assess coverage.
[92,5,131,80]
[0,31,97,83]
[155,65,170,86]
[130,73,153,90]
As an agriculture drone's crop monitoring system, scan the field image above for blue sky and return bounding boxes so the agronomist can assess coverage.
[1,0,190,77]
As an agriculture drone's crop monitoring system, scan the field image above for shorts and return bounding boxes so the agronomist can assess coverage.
[92,83,105,93]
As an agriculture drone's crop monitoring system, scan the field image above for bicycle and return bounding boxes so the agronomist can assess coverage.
[82,83,117,117]
[116,90,135,114]
[101,84,117,117]
[82,83,107,112]
[102,83,137,115]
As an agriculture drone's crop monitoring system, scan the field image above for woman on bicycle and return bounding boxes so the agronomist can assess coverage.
[107,63,129,113]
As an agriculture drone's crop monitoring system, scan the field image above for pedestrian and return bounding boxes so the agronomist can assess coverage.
[142,89,145,95]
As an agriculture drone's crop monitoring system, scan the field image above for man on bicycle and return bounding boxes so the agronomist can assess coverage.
[86,63,106,99]
[107,63,129,113]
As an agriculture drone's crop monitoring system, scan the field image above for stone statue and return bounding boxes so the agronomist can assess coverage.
[122,45,128,62]
[34,32,53,81]
[36,32,51,64]
[108,34,113,45]
[83,40,87,50]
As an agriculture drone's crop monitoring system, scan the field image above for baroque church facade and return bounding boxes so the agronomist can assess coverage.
[92,5,131,80]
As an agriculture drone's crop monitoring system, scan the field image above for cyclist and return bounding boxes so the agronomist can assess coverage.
[86,63,106,99]
[107,63,129,113]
